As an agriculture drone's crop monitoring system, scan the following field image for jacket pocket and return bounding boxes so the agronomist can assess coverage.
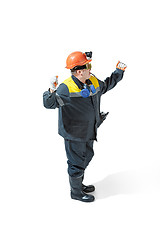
[64,120,89,138]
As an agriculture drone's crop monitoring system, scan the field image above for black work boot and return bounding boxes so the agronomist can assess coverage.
[82,175,95,193]
[82,184,95,193]
[69,176,95,202]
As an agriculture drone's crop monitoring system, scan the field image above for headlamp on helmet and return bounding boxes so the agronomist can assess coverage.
[85,51,92,60]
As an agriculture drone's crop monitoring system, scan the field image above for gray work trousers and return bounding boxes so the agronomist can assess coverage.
[64,140,94,177]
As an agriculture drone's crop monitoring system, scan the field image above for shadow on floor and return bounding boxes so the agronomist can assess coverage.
[92,169,157,199]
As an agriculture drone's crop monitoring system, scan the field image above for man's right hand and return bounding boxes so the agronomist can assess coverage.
[50,76,58,92]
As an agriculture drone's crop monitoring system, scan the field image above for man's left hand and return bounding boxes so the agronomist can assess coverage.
[116,61,127,71]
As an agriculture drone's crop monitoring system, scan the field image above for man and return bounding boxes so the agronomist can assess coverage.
[43,51,127,202]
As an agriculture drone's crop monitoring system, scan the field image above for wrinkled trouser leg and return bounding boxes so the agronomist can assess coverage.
[85,141,94,168]
[64,140,94,178]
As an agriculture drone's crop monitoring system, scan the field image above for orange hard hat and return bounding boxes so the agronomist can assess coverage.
[65,51,92,69]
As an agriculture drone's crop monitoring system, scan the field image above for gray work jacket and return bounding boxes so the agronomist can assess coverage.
[43,68,124,142]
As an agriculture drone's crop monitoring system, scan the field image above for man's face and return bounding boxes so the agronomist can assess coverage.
[82,68,91,80]
[82,63,92,80]
[75,63,92,83]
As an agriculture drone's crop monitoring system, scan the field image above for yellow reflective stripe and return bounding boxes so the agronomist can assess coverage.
[89,76,99,89]
[63,76,99,94]
[63,77,81,93]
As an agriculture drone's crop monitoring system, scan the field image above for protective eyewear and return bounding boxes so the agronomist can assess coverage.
[85,63,92,70]
[72,63,92,71]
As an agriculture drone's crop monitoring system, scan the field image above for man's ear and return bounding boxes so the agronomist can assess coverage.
[77,70,83,75]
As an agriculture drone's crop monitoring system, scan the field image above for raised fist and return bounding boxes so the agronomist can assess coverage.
[116,61,127,71]
[50,76,58,91]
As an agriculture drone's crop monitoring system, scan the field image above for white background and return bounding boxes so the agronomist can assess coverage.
[0,0,160,239]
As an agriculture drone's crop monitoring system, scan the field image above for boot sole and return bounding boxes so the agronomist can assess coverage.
[71,193,95,202]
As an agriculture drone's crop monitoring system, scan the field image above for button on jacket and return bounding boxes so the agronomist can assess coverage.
[43,68,124,142]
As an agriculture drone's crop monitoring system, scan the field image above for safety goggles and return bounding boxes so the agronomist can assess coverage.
[85,63,92,70]
[72,63,92,71]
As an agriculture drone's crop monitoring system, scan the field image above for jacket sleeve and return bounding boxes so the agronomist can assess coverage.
[99,68,124,95]
[43,83,70,109]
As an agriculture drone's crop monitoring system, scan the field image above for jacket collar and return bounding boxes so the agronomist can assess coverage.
[71,75,92,90]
